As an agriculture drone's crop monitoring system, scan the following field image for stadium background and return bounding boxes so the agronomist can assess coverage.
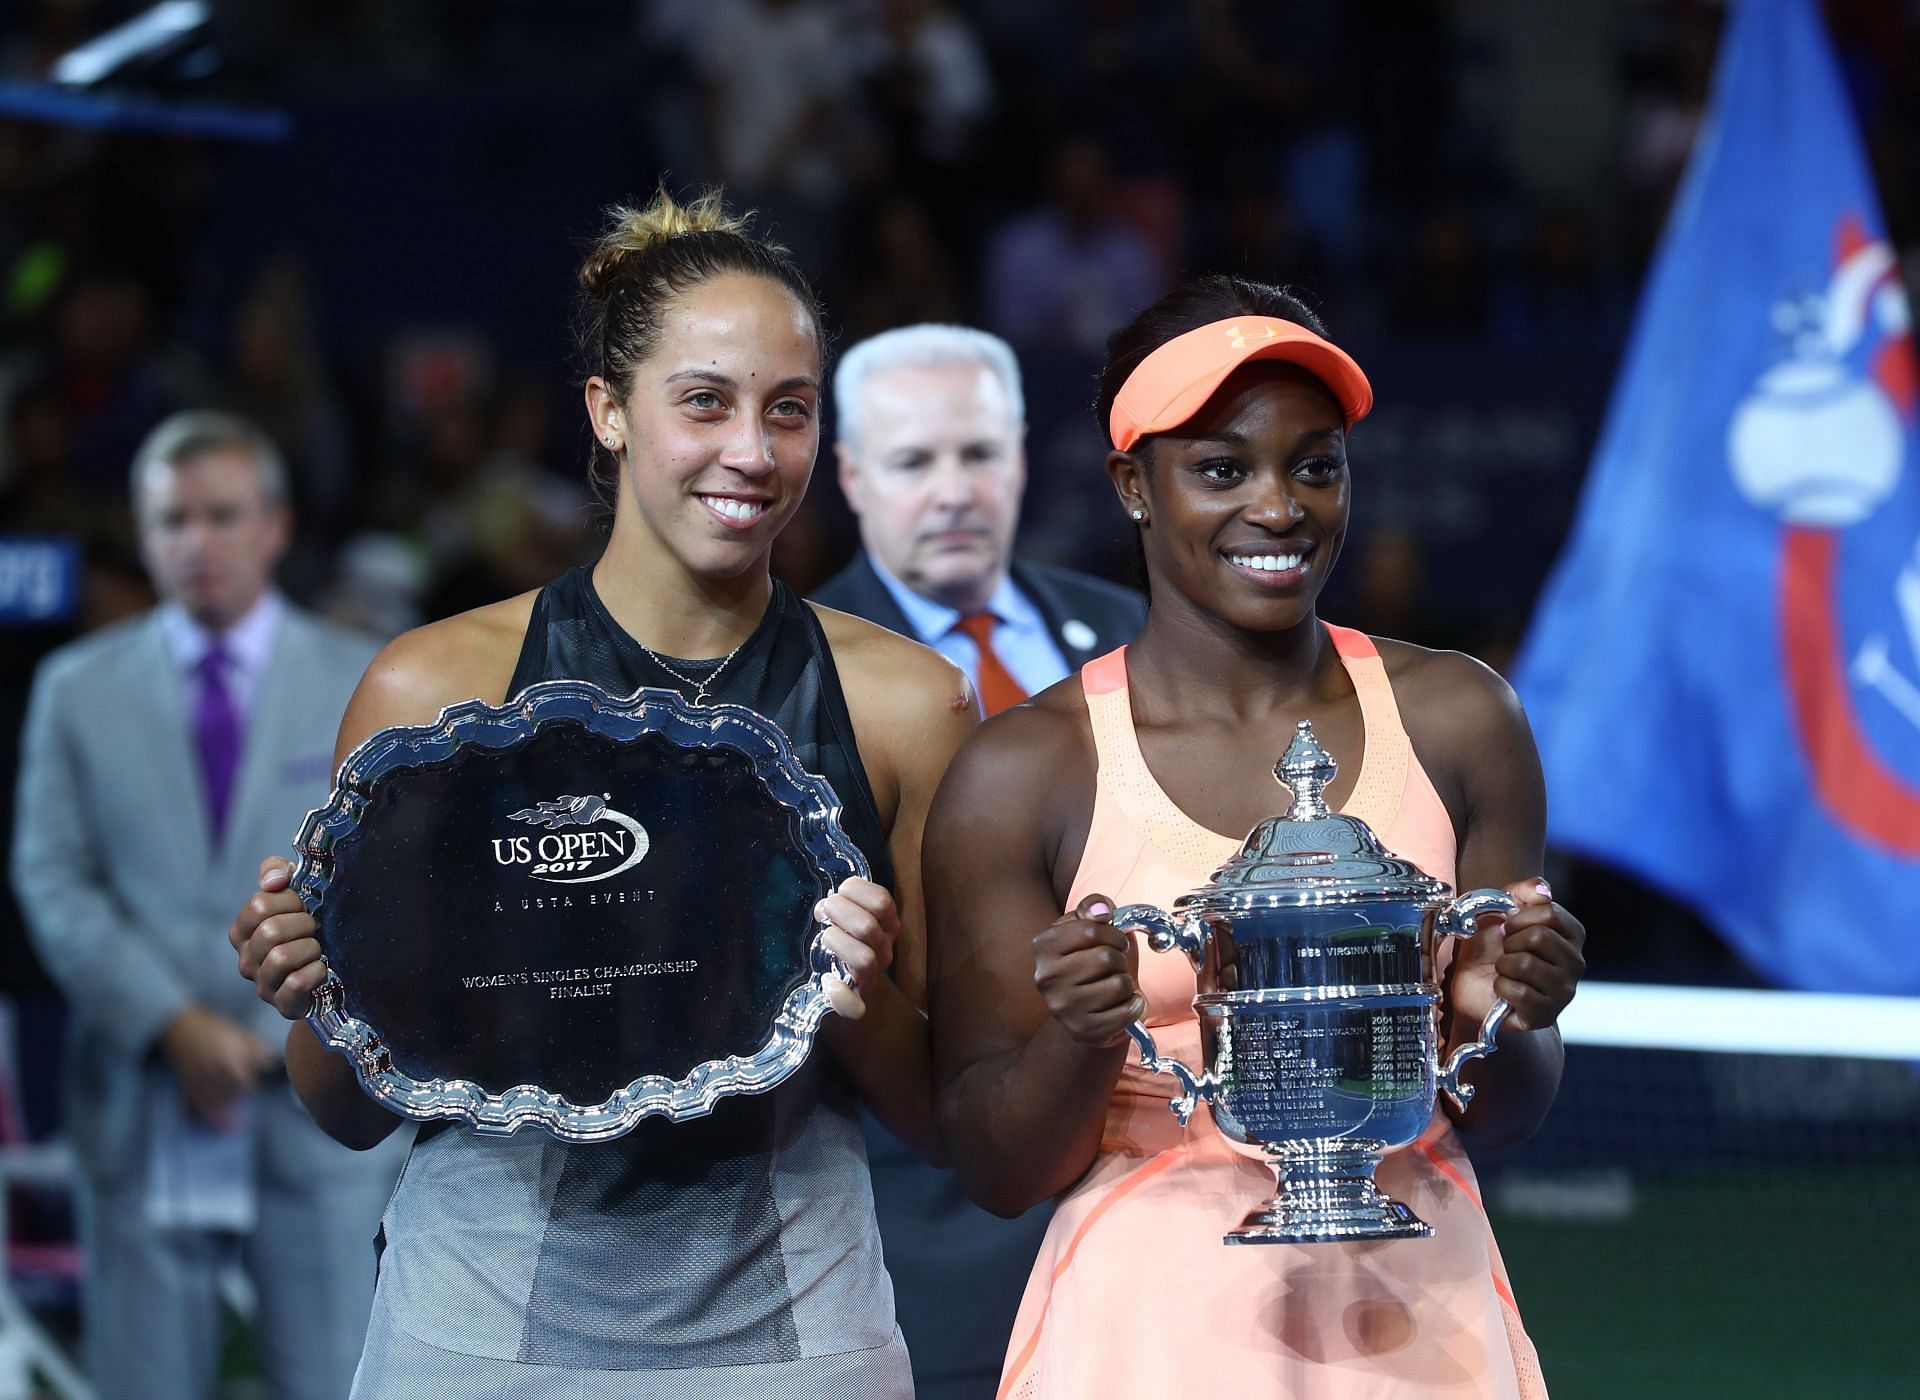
[0,2,1915,1394]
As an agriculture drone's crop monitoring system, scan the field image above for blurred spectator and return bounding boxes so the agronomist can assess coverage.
[770,495,841,598]
[856,0,993,171]
[689,0,856,269]
[982,138,1162,355]
[844,195,964,340]
[1191,0,1371,268]
[321,529,429,639]
[0,377,151,626]
[223,257,353,535]
[0,122,41,332]
[1334,522,1488,658]
[400,397,488,607]
[413,383,597,620]
[1341,525,1429,644]
[1619,6,1720,257]
[630,0,711,189]
[1492,205,1630,347]
[1385,206,1495,338]
[466,377,597,587]
[0,384,82,536]
[3,269,204,493]
[1189,181,1331,316]
[10,410,406,1400]
[820,322,1145,697]
[1038,0,1193,170]
[847,0,996,250]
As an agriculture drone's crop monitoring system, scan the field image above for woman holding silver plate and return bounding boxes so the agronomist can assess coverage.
[927,276,1587,1397]
[229,190,974,1397]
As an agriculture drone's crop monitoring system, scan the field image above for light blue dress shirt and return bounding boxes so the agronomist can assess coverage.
[159,588,284,723]
[868,554,1071,706]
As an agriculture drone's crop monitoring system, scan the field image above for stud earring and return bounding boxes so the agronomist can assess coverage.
[1130,508,1147,522]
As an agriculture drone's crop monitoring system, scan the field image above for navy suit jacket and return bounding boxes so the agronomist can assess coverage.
[812,552,1145,681]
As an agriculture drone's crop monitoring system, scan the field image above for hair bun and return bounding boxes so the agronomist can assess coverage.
[579,188,751,298]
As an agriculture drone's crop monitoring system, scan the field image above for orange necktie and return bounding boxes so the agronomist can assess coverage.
[955,612,1027,717]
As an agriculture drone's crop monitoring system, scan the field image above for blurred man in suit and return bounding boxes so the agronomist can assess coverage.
[12,411,405,1400]
[815,325,1144,1398]
[818,323,1144,719]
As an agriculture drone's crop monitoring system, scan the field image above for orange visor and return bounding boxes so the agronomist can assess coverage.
[1108,316,1373,451]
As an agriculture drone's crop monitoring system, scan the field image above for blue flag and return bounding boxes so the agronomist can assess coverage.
[1514,0,1920,996]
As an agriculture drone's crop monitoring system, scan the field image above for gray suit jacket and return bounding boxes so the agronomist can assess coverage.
[11,602,378,1185]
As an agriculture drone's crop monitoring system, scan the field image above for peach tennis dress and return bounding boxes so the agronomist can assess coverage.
[997,628,1547,1400]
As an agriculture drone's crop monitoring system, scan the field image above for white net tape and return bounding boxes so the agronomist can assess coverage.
[1559,981,1920,1059]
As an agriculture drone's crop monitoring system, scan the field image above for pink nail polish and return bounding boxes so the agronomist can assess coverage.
[1087,900,1113,917]
[1535,881,1553,899]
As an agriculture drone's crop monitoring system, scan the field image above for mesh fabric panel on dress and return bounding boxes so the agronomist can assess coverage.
[516,1102,799,1368]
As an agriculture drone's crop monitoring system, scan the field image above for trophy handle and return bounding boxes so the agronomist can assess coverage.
[1111,904,1214,1125]
[1433,887,1519,1112]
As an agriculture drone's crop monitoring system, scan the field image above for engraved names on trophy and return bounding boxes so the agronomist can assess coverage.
[1368,1007,1430,1092]
[1115,721,1518,1242]
[1226,914,1424,993]
[1216,1010,1346,1135]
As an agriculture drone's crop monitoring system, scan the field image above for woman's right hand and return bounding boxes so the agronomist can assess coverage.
[1031,894,1144,1048]
[229,856,328,1020]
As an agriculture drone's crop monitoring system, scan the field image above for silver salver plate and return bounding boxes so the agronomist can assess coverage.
[290,680,865,1142]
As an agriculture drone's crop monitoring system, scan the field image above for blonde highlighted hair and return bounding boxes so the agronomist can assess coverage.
[578,188,756,299]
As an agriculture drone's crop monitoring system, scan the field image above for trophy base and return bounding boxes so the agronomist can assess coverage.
[1224,1140,1434,1245]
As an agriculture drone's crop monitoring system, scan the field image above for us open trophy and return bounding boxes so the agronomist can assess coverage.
[1114,721,1516,1244]
[290,681,863,1143]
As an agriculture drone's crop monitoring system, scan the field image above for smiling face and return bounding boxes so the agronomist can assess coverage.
[836,360,1025,613]
[1111,362,1349,633]
[588,271,822,580]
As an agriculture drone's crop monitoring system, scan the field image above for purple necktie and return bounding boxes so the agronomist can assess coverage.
[193,645,242,848]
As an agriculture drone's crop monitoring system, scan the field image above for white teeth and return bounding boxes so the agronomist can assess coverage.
[703,496,766,521]
[1228,553,1304,573]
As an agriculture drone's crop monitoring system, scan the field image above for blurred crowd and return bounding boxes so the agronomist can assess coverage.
[2,0,1912,660]
[0,0,1913,1035]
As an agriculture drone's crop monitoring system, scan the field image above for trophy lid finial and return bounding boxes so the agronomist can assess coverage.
[1195,716,1446,904]
[1276,720,1338,820]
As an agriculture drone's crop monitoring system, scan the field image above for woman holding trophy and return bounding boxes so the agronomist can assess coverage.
[927,276,1587,1397]
[230,191,973,1396]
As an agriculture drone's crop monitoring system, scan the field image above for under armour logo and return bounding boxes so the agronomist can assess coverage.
[1225,323,1280,350]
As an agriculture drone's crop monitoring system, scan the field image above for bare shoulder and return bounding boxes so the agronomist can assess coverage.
[935,672,1095,823]
[809,601,977,726]
[338,592,537,757]
[921,674,1096,903]
[1372,636,1535,771]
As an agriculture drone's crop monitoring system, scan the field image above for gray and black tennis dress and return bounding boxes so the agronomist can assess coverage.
[352,567,910,1398]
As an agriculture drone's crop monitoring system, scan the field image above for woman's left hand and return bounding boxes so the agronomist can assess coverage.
[1447,877,1586,1032]
[815,877,901,1020]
